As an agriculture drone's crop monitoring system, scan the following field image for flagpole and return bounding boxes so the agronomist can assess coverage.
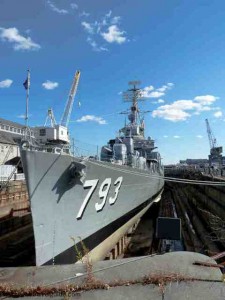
[25,69,30,127]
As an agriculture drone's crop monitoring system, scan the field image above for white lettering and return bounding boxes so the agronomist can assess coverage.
[109,176,123,205]
[77,176,123,219]
[95,178,112,212]
[76,179,99,220]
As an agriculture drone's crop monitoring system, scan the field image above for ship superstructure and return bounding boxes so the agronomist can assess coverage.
[101,81,162,172]
[20,76,164,266]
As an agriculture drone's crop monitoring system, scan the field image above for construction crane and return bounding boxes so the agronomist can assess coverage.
[205,118,217,150]
[44,108,56,128]
[61,70,80,128]
[205,118,223,167]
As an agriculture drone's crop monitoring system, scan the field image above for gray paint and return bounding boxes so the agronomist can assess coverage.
[21,149,164,266]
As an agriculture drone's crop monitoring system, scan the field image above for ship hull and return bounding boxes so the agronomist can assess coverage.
[21,149,164,266]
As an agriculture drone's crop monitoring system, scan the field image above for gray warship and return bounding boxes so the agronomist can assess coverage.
[20,75,164,266]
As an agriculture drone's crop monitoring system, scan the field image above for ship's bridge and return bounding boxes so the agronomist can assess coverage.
[120,124,144,138]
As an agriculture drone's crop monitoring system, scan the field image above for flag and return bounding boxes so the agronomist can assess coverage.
[23,70,30,90]
[23,79,29,90]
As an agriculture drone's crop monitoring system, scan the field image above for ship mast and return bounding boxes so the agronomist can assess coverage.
[123,81,142,125]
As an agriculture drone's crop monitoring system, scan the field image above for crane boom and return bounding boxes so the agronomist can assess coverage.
[205,118,216,150]
[61,70,80,128]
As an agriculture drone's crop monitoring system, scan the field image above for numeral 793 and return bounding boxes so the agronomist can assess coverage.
[76,176,123,220]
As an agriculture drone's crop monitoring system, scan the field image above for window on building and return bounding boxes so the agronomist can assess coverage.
[1,125,5,130]
[10,127,13,131]
[61,131,63,135]
[40,129,46,136]
[6,125,9,130]
[14,128,17,132]
[17,129,21,133]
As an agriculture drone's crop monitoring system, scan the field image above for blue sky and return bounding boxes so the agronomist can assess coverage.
[1,0,225,164]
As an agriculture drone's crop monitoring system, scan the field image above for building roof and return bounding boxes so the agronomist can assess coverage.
[0,118,36,145]
[0,117,25,129]
[0,131,17,145]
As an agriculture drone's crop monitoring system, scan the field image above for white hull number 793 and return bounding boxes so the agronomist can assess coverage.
[76,177,123,220]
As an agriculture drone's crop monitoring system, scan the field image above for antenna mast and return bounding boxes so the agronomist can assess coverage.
[122,81,144,124]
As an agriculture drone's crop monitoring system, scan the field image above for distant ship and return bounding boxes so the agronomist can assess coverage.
[20,73,164,266]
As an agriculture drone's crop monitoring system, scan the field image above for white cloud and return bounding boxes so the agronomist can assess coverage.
[99,11,115,29]
[101,25,126,44]
[81,22,94,34]
[17,114,32,119]
[141,85,154,95]
[156,83,174,93]
[76,115,107,125]
[141,83,173,98]
[163,135,168,138]
[214,111,223,118]
[17,114,25,119]
[42,80,58,90]
[194,95,218,105]
[87,37,108,52]
[153,107,191,122]
[152,94,219,122]
[105,11,112,18]
[196,135,203,138]
[0,27,40,51]
[152,99,165,104]
[213,106,221,111]
[81,11,128,51]
[0,79,13,88]
[173,135,181,139]
[199,106,211,111]
[47,1,68,14]
[111,16,121,24]
[79,11,90,17]
[71,3,78,10]
[157,86,167,92]
[148,91,165,98]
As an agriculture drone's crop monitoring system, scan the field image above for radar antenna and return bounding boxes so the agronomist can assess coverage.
[122,81,146,125]
[123,81,144,106]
